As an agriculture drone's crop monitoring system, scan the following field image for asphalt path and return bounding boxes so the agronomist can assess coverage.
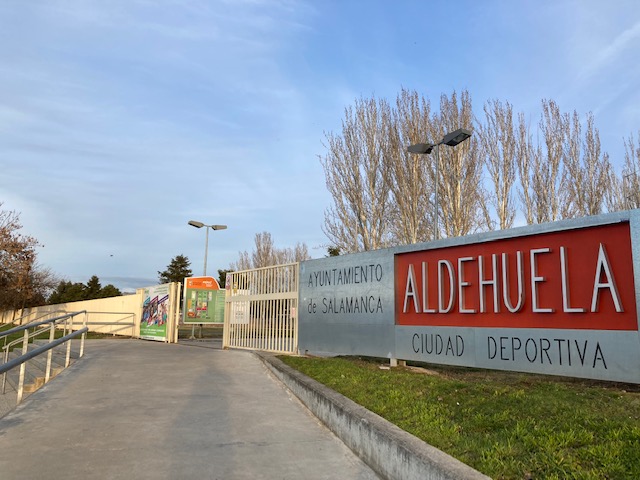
[0,339,378,479]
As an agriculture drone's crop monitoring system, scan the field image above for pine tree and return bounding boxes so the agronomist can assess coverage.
[85,275,102,299]
[158,255,192,284]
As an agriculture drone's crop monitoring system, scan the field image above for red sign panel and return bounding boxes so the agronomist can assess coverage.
[395,223,637,331]
[185,276,220,290]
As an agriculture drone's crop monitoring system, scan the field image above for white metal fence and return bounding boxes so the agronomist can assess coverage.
[223,263,298,354]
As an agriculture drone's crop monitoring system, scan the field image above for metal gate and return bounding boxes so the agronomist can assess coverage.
[223,263,298,354]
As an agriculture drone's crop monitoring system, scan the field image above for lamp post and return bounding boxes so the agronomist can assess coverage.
[187,220,227,340]
[408,128,472,240]
[188,220,228,276]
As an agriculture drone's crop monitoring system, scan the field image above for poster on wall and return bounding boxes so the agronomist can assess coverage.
[183,276,225,324]
[140,283,171,341]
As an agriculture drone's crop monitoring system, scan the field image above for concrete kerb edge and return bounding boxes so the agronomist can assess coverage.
[255,352,490,480]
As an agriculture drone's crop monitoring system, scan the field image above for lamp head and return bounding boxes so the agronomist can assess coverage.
[211,225,227,230]
[407,143,436,154]
[442,128,472,147]
[188,220,204,228]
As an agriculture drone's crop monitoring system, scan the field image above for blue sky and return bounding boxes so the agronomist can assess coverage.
[1,0,639,292]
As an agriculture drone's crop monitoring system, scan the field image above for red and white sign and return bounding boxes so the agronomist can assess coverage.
[185,276,220,290]
[395,222,637,331]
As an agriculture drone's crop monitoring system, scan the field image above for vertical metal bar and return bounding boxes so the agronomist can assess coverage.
[271,268,277,351]
[276,297,282,353]
[80,311,87,358]
[17,329,29,404]
[273,293,277,350]
[229,271,236,348]
[241,272,247,348]
[45,322,55,383]
[280,297,285,352]
[283,298,287,351]
[283,268,288,353]
[243,272,249,348]
[272,297,277,353]
[291,263,300,353]
[237,272,242,348]
[65,318,72,368]
[275,291,280,352]
[2,344,9,395]
[264,270,269,349]
[256,270,262,348]
[2,346,10,394]
[1,335,7,393]
[245,271,250,349]
[260,268,273,348]
[204,226,209,276]
[293,297,299,354]
[263,297,267,351]
[288,298,293,354]
[267,299,272,352]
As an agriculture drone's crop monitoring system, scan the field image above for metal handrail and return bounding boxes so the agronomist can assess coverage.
[0,311,85,340]
[0,328,88,375]
[2,314,76,379]
[0,311,88,404]
[3,320,71,356]
[11,309,67,326]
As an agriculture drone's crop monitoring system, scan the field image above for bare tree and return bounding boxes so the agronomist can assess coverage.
[286,242,311,263]
[0,204,55,311]
[251,232,279,268]
[562,111,611,217]
[605,171,626,213]
[231,232,311,271]
[517,100,569,224]
[231,251,252,272]
[478,99,517,230]
[516,112,537,225]
[433,90,485,237]
[617,132,640,209]
[387,88,434,244]
[320,96,393,253]
[539,99,570,221]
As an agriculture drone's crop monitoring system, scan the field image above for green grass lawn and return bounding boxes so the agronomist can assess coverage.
[280,355,640,479]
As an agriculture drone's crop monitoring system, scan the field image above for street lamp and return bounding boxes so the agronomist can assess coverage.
[408,128,472,240]
[188,220,227,276]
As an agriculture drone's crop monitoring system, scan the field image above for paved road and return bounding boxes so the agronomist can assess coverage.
[0,340,378,479]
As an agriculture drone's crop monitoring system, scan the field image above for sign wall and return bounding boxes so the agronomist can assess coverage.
[298,211,640,383]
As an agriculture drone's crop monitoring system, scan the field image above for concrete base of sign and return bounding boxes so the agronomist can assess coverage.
[390,358,406,367]
[257,352,489,480]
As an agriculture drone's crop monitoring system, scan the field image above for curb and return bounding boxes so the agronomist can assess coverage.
[255,352,490,480]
